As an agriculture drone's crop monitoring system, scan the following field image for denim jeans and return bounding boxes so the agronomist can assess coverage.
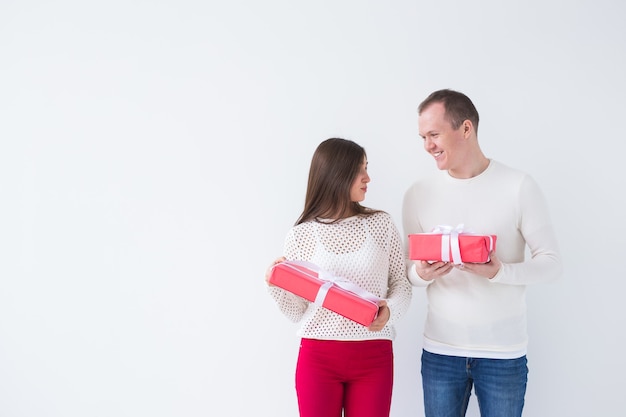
[421,350,528,417]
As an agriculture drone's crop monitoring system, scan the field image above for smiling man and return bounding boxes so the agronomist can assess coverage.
[402,89,563,417]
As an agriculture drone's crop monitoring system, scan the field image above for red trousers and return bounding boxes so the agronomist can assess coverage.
[295,338,394,417]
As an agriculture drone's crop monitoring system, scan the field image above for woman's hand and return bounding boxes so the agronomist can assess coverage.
[368,300,390,332]
[265,256,286,286]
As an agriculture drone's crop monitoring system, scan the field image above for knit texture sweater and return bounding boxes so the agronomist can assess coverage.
[402,160,563,359]
[268,211,412,341]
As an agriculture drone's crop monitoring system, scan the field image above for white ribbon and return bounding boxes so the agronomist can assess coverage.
[432,224,465,264]
[430,224,494,265]
[279,260,381,307]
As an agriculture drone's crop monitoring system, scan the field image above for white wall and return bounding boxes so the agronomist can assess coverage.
[1,1,624,416]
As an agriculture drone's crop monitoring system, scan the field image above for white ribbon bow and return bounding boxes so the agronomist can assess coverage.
[431,224,465,265]
[430,224,494,265]
[280,260,381,306]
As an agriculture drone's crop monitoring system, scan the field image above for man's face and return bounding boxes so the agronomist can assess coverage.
[418,102,466,173]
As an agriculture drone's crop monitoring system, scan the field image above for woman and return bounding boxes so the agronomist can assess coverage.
[265,137,412,417]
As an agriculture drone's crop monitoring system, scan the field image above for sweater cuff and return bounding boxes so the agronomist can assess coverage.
[488,264,505,282]
[408,262,433,287]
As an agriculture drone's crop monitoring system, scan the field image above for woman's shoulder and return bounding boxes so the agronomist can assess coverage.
[363,209,394,224]
[289,220,316,233]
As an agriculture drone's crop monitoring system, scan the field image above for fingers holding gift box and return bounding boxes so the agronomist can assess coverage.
[268,260,381,327]
[409,225,497,265]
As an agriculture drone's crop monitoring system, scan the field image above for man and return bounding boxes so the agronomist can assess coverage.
[402,89,563,417]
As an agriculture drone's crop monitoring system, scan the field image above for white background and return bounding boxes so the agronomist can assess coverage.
[1,1,624,416]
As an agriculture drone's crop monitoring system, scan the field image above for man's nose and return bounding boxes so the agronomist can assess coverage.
[423,137,434,150]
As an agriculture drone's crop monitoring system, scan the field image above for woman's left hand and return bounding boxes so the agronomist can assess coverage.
[367,300,390,332]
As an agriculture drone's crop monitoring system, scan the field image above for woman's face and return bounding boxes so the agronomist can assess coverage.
[349,156,370,203]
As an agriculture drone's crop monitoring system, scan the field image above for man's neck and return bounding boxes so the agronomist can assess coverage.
[448,155,490,179]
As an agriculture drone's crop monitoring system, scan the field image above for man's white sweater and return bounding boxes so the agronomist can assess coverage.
[402,160,563,359]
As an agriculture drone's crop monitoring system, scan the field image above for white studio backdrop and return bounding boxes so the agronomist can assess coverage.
[1,1,624,416]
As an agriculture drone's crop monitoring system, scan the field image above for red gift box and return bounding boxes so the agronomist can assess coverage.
[409,225,496,264]
[269,260,380,327]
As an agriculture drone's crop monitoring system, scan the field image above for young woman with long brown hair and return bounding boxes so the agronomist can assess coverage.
[265,137,412,417]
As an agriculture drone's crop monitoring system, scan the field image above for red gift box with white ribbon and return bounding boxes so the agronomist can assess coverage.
[409,224,497,265]
[269,260,380,326]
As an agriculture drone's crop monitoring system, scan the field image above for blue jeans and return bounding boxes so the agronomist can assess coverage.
[421,350,528,417]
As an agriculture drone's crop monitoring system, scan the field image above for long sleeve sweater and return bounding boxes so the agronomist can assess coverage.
[402,160,563,358]
[268,211,412,341]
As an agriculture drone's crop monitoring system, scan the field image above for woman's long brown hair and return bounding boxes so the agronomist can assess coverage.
[295,138,380,226]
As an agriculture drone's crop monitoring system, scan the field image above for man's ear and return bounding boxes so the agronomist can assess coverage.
[462,120,472,137]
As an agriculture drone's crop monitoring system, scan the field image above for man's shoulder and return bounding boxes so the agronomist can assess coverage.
[489,159,530,179]
[405,171,443,190]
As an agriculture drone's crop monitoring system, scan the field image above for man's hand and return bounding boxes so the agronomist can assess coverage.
[455,251,502,279]
[414,260,454,281]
